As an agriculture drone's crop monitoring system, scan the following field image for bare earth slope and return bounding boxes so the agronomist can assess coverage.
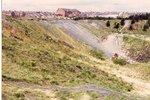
[52,20,134,63]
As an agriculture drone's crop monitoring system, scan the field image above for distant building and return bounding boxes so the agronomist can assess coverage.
[56,8,81,18]
[2,11,57,20]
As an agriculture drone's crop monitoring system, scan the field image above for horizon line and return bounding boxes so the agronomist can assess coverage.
[2,9,150,13]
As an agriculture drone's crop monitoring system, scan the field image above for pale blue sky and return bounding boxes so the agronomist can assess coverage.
[2,0,150,12]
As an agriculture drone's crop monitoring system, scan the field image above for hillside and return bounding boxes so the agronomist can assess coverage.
[2,17,150,100]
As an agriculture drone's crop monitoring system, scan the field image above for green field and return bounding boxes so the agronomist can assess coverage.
[2,17,150,99]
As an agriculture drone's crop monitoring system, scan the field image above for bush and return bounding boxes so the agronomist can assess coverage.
[143,23,149,31]
[131,19,135,24]
[51,81,59,85]
[14,92,24,98]
[11,12,16,18]
[129,25,133,30]
[114,23,120,29]
[113,58,127,66]
[120,19,125,26]
[147,16,150,26]
[106,21,110,27]
[90,49,105,60]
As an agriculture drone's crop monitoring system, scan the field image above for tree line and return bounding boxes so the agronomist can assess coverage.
[105,17,150,31]
[74,13,150,20]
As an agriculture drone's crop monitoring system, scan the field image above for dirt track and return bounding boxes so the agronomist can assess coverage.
[3,81,129,97]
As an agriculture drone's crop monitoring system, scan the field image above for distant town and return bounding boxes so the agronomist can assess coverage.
[2,8,150,20]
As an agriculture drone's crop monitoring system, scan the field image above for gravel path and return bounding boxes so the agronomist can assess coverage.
[3,81,128,96]
[4,81,146,99]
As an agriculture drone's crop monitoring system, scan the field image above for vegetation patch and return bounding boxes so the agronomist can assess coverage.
[123,36,150,63]
[2,18,133,93]
[2,84,57,100]
[126,63,150,81]
[113,58,128,66]
[90,48,106,60]
[56,90,137,100]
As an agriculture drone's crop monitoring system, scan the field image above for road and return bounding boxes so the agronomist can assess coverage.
[3,81,129,97]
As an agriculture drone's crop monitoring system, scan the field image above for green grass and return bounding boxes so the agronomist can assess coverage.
[90,48,106,60]
[79,20,149,37]
[126,63,150,81]
[122,36,150,80]
[123,36,150,62]
[3,17,150,99]
[2,84,57,100]
[122,20,150,36]
[80,20,112,36]
[2,84,137,100]
[56,90,138,100]
[125,29,150,36]
[2,18,133,93]
[113,58,128,66]
[83,25,111,37]
[81,19,125,37]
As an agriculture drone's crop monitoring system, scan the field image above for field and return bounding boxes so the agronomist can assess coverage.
[2,17,150,99]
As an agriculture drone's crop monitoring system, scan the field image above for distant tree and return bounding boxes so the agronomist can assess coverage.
[129,13,150,20]
[142,17,150,31]
[131,19,135,24]
[22,12,26,17]
[147,17,150,26]
[129,25,133,30]
[135,17,139,22]
[120,19,125,26]
[114,23,120,29]
[11,12,16,18]
[143,22,149,31]
[106,21,110,27]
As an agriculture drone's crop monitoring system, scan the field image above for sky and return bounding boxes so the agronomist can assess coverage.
[2,0,150,12]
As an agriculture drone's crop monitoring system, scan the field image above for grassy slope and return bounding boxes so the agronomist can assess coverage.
[125,20,150,36]
[81,20,111,37]
[82,19,150,81]
[80,19,121,37]
[83,19,150,36]
[123,36,150,80]
[2,18,133,99]
[123,36,150,62]
[3,83,138,100]
[2,84,57,100]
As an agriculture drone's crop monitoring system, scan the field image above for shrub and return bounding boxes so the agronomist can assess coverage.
[129,25,133,30]
[51,81,59,85]
[113,58,127,66]
[131,19,135,24]
[11,12,16,18]
[14,92,24,98]
[143,23,149,31]
[90,49,105,60]
[120,19,125,26]
[22,12,26,17]
[106,21,110,27]
[147,16,150,26]
[114,23,120,29]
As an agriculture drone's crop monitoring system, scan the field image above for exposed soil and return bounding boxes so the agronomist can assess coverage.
[3,81,130,97]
